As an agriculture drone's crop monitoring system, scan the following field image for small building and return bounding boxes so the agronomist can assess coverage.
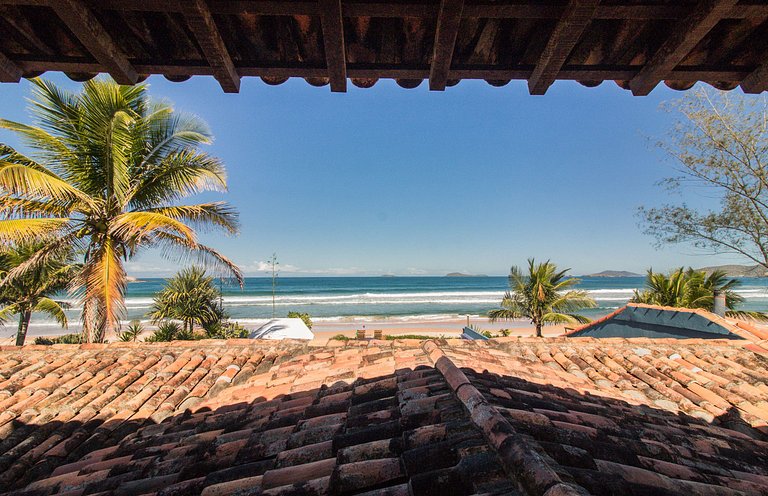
[566,303,768,342]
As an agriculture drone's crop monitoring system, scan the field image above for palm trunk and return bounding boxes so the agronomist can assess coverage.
[535,323,542,338]
[16,308,32,346]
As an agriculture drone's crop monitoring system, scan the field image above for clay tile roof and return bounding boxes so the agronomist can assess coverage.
[1,336,768,495]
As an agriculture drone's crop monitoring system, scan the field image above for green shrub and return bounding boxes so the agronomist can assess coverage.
[34,333,82,345]
[118,320,144,342]
[499,329,511,337]
[287,311,312,329]
[205,321,249,339]
[330,333,349,341]
[145,321,182,342]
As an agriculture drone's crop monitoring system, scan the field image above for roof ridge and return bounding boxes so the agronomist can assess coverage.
[421,341,588,496]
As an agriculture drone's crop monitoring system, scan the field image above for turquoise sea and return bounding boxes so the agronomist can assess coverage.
[14,276,768,336]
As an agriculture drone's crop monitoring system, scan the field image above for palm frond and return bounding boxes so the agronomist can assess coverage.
[147,202,239,234]
[0,218,71,245]
[34,297,68,328]
[0,162,91,206]
[110,211,196,245]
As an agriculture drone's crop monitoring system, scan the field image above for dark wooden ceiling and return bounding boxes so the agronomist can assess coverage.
[1,0,767,95]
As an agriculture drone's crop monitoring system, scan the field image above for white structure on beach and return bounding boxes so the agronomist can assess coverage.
[249,318,314,340]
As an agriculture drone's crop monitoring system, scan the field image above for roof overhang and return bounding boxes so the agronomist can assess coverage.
[1,1,767,94]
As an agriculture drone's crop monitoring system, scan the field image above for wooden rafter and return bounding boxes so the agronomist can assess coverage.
[741,60,768,94]
[528,0,599,95]
[183,0,240,93]
[429,0,464,91]
[629,0,739,96]
[319,0,347,92]
[0,50,21,82]
[51,0,138,85]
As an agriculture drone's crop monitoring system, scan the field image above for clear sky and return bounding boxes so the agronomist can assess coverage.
[0,75,757,277]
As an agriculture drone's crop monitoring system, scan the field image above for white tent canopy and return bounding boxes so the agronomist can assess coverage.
[249,318,314,340]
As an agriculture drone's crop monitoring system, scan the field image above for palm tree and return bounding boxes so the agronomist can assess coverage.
[148,266,223,335]
[489,259,597,337]
[0,243,79,345]
[0,78,242,342]
[631,267,767,320]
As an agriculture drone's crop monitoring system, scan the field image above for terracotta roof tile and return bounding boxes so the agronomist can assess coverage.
[0,338,767,494]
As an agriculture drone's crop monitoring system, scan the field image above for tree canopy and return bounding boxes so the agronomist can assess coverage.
[489,259,596,337]
[639,88,768,269]
[0,78,242,342]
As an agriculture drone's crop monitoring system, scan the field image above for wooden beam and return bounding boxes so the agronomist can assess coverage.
[527,0,599,95]
[429,0,464,90]
[319,0,347,92]
[0,50,22,82]
[741,59,768,94]
[629,0,739,96]
[51,0,138,84]
[13,58,751,83]
[183,0,240,92]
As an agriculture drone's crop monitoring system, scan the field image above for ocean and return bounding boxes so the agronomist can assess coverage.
[10,276,768,338]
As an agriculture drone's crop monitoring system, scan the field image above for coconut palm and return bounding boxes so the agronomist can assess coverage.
[0,243,79,345]
[148,266,223,335]
[631,267,767,320]
[489,259,597,337]
[0,78,241,342]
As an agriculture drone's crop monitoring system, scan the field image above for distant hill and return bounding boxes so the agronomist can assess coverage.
[586,270,642,278]
[446,272,488,277]
[697,264,768,277]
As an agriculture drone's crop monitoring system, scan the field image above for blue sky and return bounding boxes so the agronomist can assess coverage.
[0,75,754,276]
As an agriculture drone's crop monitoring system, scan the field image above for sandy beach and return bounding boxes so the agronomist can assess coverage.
[0,316,570,345]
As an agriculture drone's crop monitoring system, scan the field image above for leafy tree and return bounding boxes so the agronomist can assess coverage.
[489,259,597,337]
[631,267,767,320]
[148,266,222,334]
[638,88,768,270]
[0,243,78,345]
[287,311,312,329]
[0,78,241,343]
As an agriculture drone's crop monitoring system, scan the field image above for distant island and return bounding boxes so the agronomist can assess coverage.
[697,264,768,278]
[446,272,488,277]
[586,270,642,278]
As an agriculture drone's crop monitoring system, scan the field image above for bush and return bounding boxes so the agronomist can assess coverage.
[330,333,349,341]
[118,320,144,342]
[34,333,82,345]
[287,311,312,329]
[205,321,249,339]
[145,321,182,342]
[499,329,511,337]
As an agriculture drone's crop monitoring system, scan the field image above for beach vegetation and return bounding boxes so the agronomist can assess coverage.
[0,78,242,343]
[287,311,312,329]
[639,88,768,271]
[203,320,249,339]
[145,321,185,342]
[148,266,223,334]
[117,320,144,342]
[631,267,768,320]
[489,259,597,337]
[331,333,350,341]
[0,242,79,345]
[34,333,82,345]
